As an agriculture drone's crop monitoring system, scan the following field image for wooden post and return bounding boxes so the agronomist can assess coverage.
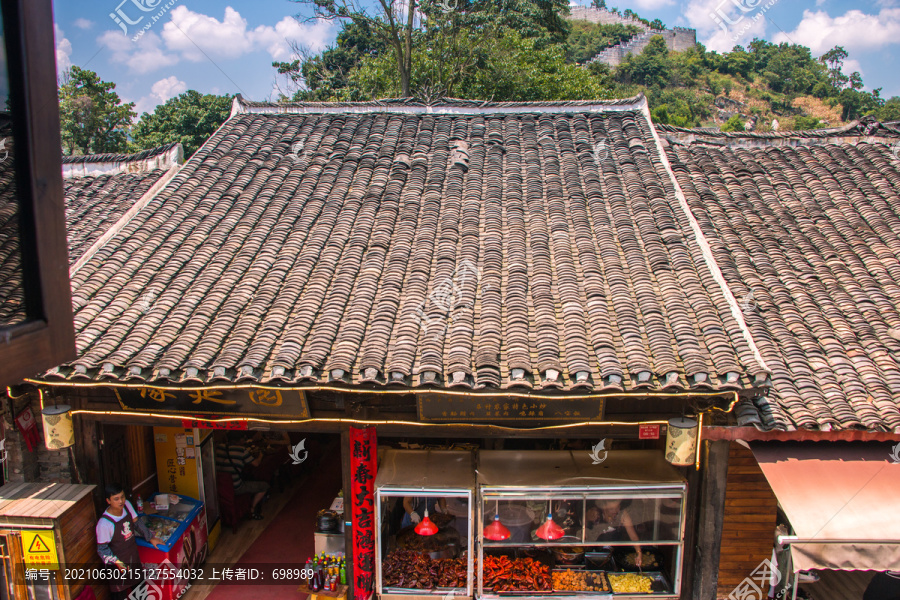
[341,426,354,593]
[692,440,730,600]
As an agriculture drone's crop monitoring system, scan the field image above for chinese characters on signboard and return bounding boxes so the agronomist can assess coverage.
[350,426,377,600]
[115,387,310,418]
[417,394,605,422]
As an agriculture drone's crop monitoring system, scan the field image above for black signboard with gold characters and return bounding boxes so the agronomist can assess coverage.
[417,393,605,422]
[114,387,310,418]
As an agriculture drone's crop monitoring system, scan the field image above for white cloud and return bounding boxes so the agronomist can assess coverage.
[771,8,900,54]
[684,0,768,52]
[98,30,178,74]
[73,18,94,30]
[151,76,187,102]
[161,6,333,62]
[55,25,73,73]
[843,58,863,76]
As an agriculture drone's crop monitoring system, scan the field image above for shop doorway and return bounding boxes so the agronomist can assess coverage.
[100,424,130,495]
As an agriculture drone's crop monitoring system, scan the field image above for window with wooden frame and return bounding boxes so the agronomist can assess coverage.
[0,0,75,387]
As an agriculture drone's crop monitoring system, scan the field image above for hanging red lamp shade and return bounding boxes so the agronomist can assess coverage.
[483,514,511,541]
[535,514,565,541]
[415,509,439,536]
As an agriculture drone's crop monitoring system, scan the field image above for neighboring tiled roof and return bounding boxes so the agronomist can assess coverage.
[45,96,768,391]
[665,138,900,431]
[65,170,170,263]
[1,143,181,325]
[0,124,25,325]
[657,118,900,145]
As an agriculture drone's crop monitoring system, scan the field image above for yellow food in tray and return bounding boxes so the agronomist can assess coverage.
[608,573,653,594]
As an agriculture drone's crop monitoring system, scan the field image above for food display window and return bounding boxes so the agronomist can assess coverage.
[375,450,476,600]
[477,451,686,599]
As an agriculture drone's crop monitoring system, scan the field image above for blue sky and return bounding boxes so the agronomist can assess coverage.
[52,0,900,117]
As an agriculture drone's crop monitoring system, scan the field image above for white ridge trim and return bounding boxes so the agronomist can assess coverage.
[640,100,770,374]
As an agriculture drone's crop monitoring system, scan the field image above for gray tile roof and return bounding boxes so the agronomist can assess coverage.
[44,96,767,392]
[1,142,180,325]
[666,134,900,431]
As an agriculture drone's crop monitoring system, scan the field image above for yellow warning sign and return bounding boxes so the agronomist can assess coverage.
[21,531,58,570]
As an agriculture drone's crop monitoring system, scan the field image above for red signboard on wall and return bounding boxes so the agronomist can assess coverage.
[639,424,661,439]
[350,426,377,600]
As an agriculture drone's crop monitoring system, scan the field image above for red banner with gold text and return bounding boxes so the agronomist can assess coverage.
[350,426,377,600]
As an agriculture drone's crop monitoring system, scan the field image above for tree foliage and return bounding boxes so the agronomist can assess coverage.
[59,66,135,155]
[565,21,641,64]
[130,91,233,158]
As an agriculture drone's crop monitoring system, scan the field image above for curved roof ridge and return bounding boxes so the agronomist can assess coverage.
[61,142,182,165]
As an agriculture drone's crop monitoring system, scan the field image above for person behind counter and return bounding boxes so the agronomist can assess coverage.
[96,483,164,600]
[401,497,448,528]
[585,500,643,568]
[216,431,270,520]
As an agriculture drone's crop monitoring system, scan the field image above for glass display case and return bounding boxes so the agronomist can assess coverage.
[477,451,686,599]
[375,450,476,600]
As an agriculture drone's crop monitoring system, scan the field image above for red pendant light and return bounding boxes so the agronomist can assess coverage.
[483,514,511,541]
[415,508,439,536]
[535,513,565,541]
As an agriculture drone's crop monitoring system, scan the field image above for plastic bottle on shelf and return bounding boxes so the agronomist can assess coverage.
[340,561,346,586]
[135,496,143,513]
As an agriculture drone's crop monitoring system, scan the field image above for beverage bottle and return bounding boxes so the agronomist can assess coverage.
[304,557,312,586]
[340,562,346,586]
[135,496,144,512]
[311,568,321,591]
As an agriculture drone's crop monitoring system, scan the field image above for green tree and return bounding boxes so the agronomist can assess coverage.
[875,97,900,121]
[565,21,641,64]
[615,35,671,87]
[793,115,822,130]
[346,30,608,101]
[720,115,744,132]
[130,91,233,158]
[820,46,849,90]
[591,0,607,8]
[58,66,135,155]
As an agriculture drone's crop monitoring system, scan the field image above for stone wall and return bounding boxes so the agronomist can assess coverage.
[567,6,650,29]
[568,7,698,67]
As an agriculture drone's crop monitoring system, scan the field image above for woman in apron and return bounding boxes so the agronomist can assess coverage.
[96,483,164,600]
[586,500,643,568]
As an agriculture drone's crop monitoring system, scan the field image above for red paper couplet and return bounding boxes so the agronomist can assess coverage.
[350,426,377,600]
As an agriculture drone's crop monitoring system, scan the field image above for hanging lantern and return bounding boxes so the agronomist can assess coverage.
[415,508,439,536]
[42,405,75,450]
[535,514,565,541]
[483,514,511,541]
[665,417,698,466]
